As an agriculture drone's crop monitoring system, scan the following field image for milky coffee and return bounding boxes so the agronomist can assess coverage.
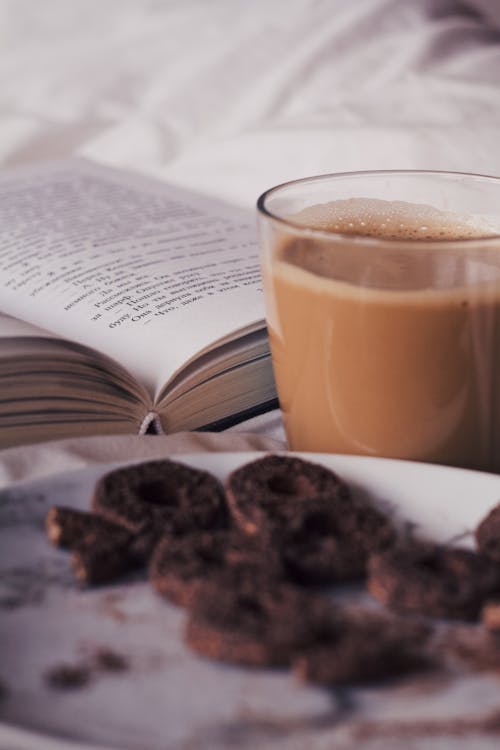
[264,198,500,470]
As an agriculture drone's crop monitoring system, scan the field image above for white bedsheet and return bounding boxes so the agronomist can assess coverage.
[1,0,499,208]
[1,0,499,441]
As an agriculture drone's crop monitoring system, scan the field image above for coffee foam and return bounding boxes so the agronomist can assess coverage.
[288,198,500,241]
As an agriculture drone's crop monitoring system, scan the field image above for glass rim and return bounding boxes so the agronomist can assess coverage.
[256,169,500,247]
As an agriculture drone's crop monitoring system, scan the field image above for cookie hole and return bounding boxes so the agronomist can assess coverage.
[267,474,313,497]
[237,595,264,617]
[419,555,444,574]
[301,511,335,536]
[197,548,221,565]
[136,480,177,506]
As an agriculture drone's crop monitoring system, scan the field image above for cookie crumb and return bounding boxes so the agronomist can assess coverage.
[44,663,91,689]
[94,648,129,672]
[0,678,8,702]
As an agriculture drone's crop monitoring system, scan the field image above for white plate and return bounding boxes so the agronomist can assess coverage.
[2,452,500,750]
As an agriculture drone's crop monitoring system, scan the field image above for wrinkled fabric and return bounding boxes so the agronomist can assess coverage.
[1,0,499,210]
[0,431,286,488]
[1,0,499,446]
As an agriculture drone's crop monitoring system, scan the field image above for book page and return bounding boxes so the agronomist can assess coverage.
[0,312,55,338]
[0,160,265,397]
[0,333,151,450]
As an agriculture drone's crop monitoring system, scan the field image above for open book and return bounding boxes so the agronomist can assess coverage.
[0,159,277,449]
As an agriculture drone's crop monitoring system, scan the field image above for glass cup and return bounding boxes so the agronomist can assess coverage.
[257,170,500,471]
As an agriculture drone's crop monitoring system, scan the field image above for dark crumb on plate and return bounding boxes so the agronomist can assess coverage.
[94,648,130,672]
[44,663,91,690]
[353,708,500,739]
[0,678,8,702]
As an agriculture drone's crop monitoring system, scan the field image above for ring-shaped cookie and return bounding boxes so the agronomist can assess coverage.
[368,543,500,620]
[185,566,333,666]
[225,454,351,536]
[149,530,282,608]
[92,459,228,535]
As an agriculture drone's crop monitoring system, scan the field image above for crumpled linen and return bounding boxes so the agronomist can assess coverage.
[466,0,500,30]
[0,430,286,489]
[1,0,499,210]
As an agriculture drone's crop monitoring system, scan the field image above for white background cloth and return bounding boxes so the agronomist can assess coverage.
[1,0,500,457]
[0,431,285,489]
[1,0,500,208]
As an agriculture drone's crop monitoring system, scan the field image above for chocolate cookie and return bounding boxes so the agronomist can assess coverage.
[279,495,395,585]
[293,610,431,685]
[150,530,282,608]
[368,542,500,620]
[45,506,127,548]
[476,503,500,561]
[71,524,136,586]
[92,460,228,543]
[225,454,351,536]
[185,566,334,667]
[481,601,500,631]
[46,505,137,585]
[439,623,500,671]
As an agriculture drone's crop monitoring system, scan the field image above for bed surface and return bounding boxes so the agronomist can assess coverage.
[1,0,499,442]
[1,0,499,209]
